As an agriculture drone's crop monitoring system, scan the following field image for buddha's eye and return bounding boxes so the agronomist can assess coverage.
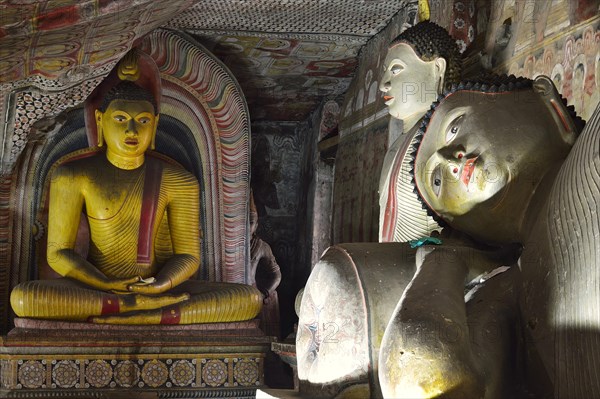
[445,115,464,143]
[390,64,403,75]
[138,117,151,125]
[114,115,127,122]
[431,165,442,196]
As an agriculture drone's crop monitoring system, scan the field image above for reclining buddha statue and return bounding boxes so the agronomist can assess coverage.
[10,51,263,325]
[376,21,597,399]
[378,75,593,398]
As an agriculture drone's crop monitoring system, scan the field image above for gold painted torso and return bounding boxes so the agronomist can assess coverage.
[71,154,195,279]
[85,161,157,279]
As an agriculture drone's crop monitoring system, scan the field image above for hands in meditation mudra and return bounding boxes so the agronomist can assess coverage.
[10,52,262,325]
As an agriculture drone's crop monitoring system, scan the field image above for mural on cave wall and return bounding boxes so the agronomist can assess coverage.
[479,0,600,120]
[0,0,197,172]
[169,0,414,122]
[505,21,599,121]
[0,1,195,84]
[194,34,360,122]
[250,122,304,335]
[252,125,302,221]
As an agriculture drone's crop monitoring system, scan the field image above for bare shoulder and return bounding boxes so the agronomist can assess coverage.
[51,153,103,185]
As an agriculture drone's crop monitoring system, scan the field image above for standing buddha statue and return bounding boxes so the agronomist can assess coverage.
[378,21,462,242]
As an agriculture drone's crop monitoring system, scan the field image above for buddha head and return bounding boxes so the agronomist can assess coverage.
[411,75,582,244]
[95,81,159,168]
[380,21,461,125]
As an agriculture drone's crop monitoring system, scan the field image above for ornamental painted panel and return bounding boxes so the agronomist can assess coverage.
[3,356,263,391]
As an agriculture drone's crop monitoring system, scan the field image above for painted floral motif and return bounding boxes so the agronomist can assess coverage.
[10,77,103,164]
[233,359,259,386]
[202,359,227,387]
[141,360,168,388]
[18,361,45,389]
[85,360,112,388]
[169,360,195,387]
[5,355,265,391]
[449,0,476,54]
[52,360,78,388]
[453,18,465,30]
[114,360,140,388]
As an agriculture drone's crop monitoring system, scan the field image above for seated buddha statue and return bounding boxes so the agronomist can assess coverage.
[9,54,262,325]
[378,21,462,242]
[378,74,588,398]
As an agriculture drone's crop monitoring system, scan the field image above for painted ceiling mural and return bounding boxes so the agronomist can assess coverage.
[0,0,192,84]
[0,0,412,138]
[0,0,199,170]
[190,34,361,121]
[167,1,411,121]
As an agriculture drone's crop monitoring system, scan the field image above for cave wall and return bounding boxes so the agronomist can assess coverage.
[475,0,599,121]
[250,121,305,336]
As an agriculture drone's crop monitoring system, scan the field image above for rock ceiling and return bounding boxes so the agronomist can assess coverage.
[169,1,411,121]
[1,0,411,124]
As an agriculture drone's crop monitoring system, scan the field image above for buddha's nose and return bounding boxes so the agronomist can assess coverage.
[126,120,138,135]
[380,80,391,92]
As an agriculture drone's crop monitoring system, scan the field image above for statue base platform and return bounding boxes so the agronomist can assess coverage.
[1,318,273,398]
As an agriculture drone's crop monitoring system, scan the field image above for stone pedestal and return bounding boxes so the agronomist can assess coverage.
[1,318,272,398]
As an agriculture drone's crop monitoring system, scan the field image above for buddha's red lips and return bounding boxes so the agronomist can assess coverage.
[461,157,478,187]
[125,138,138,145]
[383,96,394,101]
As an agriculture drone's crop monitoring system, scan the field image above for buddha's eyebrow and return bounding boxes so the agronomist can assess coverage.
[383,58,404,70]
[428,107,468,141]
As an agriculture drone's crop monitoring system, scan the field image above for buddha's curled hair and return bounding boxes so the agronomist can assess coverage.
[390,21,462,90]
[99,81,158,114]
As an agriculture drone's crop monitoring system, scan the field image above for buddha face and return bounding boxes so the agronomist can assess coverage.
[414,81,575,243]
[96,99,158,162]
[379,43,446,121]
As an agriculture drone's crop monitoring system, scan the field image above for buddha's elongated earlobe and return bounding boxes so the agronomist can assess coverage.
[151,115,159,150]
[95,109,104,147]
[434,57,447,94]
[534,75,578,146]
